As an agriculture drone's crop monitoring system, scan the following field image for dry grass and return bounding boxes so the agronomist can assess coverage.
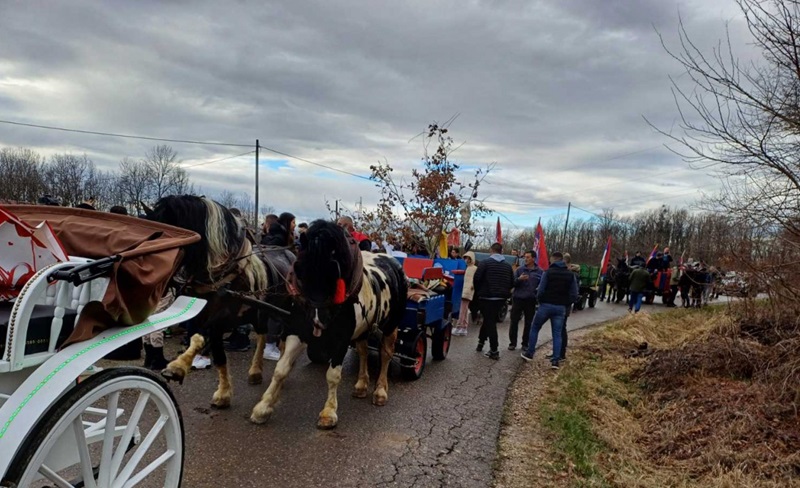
[536,305,800,487]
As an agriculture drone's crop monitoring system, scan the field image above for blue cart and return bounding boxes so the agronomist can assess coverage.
[386,257,465,380]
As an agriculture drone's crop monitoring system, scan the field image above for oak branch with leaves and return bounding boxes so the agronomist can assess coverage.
[362,123,494,256]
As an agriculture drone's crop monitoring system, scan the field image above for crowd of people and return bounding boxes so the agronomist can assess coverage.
[33,194,724,374]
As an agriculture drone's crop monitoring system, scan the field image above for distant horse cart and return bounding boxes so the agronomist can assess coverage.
[0,206,206,487]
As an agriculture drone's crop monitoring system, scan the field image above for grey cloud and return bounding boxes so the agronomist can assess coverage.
[0,0,754,225]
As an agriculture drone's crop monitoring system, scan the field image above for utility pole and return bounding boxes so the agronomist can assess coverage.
[255,140,260,225]
[562,201,571,251]
[335,200,340,219]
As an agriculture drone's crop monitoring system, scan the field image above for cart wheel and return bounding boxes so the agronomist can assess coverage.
[588,291,597,308]
[431,321,453,361]
[574,297,585,311]
[6,367,184,488]
[401,333,427,380]
[645,293,655,305]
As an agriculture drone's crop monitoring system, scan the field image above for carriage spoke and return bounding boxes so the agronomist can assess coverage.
[108,391,150,482]
[98,391,120,486]
[37,464,75,488]
[121,450,175,488]
[72,415,98,488]
[113,415,167,486]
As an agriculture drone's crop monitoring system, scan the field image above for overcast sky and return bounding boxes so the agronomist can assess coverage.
[0,0,754,228]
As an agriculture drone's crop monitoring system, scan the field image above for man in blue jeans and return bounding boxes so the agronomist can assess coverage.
[627,264,651,313]
[520,252,579,369]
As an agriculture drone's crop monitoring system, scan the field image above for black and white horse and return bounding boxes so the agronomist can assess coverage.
[250,220,407,429]
[149,195,294,408]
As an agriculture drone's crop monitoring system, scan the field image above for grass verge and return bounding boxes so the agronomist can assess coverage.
[535,304,800,487]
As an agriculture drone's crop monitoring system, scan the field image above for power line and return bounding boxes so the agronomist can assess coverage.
[255,143,372,181]
[0,119,253,148]
[182,150,256,168]
[1,118,374,180]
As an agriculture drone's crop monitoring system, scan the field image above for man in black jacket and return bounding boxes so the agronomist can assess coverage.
[508,250,542,351]
[473,243,514,359]
[521,252,579,369]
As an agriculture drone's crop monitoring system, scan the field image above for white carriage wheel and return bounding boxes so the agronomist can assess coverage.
[6,367,184,488]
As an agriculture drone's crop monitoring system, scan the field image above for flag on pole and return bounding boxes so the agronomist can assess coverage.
[438,231,449,258]
[645,244,659,265]
[532,218,549,270]
[495,217,502,244]
[596,236,612,287]
[599,236,612,274]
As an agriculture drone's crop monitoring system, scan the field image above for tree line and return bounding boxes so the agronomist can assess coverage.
[0,144,266,224]
[479,205,758,270]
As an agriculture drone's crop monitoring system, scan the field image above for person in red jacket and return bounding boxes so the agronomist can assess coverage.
[336,216,369,243]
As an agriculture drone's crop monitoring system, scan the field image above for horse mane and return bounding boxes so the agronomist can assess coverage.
[294,219,354,305]
[150,195,254,282]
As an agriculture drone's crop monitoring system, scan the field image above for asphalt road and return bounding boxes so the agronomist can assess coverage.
[161,298,647,487]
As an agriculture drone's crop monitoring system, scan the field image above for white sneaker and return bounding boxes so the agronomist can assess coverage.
[263,343,281,361]
[191,355,212,370]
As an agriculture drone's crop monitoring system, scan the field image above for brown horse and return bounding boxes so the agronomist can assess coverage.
[149,195,294,408]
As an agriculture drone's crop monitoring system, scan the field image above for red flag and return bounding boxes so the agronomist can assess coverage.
[495,217,502,244]
[533,218,549,270]
[447,228,460,247]
[599,236,612,274]
[645,243,659,265]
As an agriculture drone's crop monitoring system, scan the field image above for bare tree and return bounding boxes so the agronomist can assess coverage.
[142,145,190,200]
[44,153,98,207]
[651,0,800,303]
[0,147,45,203]
[119,157,153,216]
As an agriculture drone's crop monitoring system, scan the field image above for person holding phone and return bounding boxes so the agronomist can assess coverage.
[508,250,542,350]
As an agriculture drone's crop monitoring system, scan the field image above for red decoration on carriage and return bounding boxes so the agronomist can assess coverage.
[0,206,68,301]
[2,205,200,345]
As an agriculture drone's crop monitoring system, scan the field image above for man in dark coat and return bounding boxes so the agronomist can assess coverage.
[521,252,579,369]
[508,250,542,351]
[473,243,514,360]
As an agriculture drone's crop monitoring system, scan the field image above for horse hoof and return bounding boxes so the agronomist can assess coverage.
[352,388,368,399]
[161,368,185,385]
[372,394,387,407]
[317,414,338,430]
[211,393,231,409]
[250,405,273,424]
[248,373,263,385]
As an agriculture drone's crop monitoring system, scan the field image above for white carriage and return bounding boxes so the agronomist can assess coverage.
[0,206,205,487]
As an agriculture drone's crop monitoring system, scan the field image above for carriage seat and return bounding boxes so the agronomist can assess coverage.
[0,302,77,357]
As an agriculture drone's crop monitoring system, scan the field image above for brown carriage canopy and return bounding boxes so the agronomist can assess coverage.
[5,205,200,344]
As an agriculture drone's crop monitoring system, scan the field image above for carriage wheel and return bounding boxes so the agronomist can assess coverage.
[497,302,509,323]
[431,321,452,361]
[401,333,427,380]
[6,367,184,488]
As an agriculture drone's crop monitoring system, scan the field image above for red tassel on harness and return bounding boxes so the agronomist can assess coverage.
[334,278,346,304]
